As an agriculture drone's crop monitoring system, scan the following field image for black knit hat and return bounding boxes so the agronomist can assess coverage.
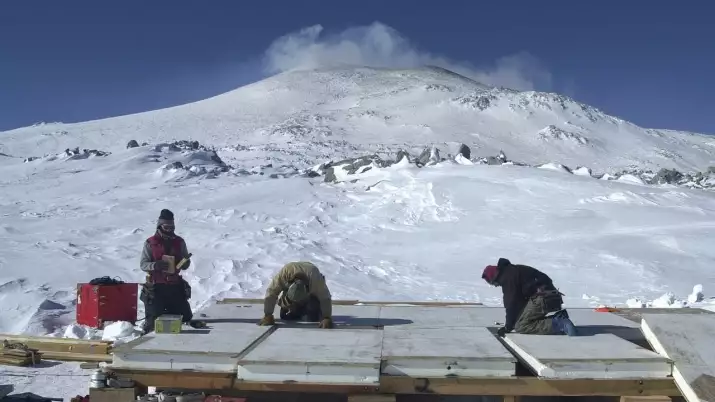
[157,209,175,228]
[159,209,174,221]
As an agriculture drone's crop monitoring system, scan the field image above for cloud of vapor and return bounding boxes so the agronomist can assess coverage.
[262,22,552,91]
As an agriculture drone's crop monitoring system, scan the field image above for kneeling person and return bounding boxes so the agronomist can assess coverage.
[482,258,577,337]
[259,262,333,329]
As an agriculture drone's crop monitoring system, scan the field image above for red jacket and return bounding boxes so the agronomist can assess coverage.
[145,233,187,284]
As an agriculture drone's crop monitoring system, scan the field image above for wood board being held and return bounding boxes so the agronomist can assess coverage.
[641,313,715,402]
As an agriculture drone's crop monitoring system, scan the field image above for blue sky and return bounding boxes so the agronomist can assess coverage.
[1,1,713,134]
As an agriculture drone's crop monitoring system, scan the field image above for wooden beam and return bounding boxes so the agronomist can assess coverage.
[217,298,482,306]
[620,397,672,402]
[104,369,681,397]
[108,369,235,390]
[41,351,112,363]
[233,382,380,394]
[378,377,681,397]
[0,334,111,355]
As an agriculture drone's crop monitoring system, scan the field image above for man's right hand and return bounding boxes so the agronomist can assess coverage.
[258,315,275,326]
[153,260,170,271]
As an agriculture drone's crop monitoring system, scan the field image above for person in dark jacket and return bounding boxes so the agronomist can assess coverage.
[482,258,577,337]
[139,209,193,334]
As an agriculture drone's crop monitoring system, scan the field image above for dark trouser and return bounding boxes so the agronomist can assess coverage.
[140,282,193,333]
[279,295,322,322]
[514,290,577,335]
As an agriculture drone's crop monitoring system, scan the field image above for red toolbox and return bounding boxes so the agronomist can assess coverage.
[76,283,138,328]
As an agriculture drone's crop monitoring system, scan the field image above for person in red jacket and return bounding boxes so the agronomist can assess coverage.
[482,258,577,337]
[139,209,193,334]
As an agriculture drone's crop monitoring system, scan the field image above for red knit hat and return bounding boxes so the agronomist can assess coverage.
[482,265,499,284]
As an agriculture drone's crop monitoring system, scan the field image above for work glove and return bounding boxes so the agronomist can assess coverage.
[258,315,275,326]
[497,326,507,337]
[318,317,334,329]
[153,260,170,271]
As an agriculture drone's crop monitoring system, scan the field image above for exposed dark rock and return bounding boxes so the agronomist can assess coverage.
[485,156,501,165]
[457,144,471,159]
[396,149,411,163]
[168,161,184,169]
[416,146,442,167]
[126,140,139,149]
[654,168,684,184]
[322,155,393,183]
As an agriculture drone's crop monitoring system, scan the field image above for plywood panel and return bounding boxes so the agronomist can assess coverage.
[381,326,516,377]
[111,323,271,372]
[641,313,715,402]
[237,327,382,384]
[503,333,673,379]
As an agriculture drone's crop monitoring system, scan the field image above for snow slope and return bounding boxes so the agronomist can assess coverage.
[1,66,714,173]
[1,143,714,338]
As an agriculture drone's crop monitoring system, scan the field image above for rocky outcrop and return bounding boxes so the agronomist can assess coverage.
[416,146,442,167]
[321,155,394,183]
[457,144,471,159]
[537,125,590,145]
[126,140,139,149]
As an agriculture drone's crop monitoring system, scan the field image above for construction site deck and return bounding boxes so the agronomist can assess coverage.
[85,299,713,402]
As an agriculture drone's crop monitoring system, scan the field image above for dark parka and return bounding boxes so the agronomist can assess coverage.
[493,258,557,332]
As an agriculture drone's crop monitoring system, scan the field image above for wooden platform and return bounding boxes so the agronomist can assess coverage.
[641,313,715,402]
[104,300,697,399]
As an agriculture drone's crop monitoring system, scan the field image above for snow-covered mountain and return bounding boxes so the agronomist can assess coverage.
[2,66,713,173]
[1,65,715,348]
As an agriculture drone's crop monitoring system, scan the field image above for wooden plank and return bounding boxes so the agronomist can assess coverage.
[102,368,681,396]
[42,351,112,362]
[379,377,681,396]
[641,313,715,402]
[0,333,111,354]
[502,333,673,379]
[109,368,236,389]
[620,397,672,402]
[89,387,138,402]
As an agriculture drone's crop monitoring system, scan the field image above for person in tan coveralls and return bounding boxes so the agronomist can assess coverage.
[258,261,334,329]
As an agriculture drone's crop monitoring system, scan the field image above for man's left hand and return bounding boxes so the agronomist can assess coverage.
[497,326,507,337]
[318,317,334,329]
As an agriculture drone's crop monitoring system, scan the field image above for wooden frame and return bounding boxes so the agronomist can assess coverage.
[106,368,680,397]
[0,334,111,355]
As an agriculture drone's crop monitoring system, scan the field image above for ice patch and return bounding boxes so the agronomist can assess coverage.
[537,162,571,173]
[688,284,704,304]
[573,166,593,177]
[616,174,646,185]
[102,321,141,344]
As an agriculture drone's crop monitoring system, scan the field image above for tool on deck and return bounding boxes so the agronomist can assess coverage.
[595,306,620,312]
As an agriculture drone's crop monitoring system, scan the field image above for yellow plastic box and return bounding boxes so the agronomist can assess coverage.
[154,314,182,334]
